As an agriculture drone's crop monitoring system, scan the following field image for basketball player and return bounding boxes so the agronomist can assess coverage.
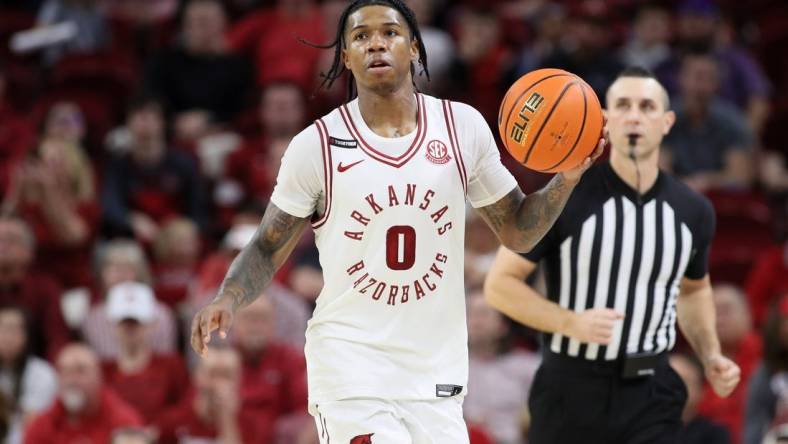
[484,67,740,443]
[191,1,603,442]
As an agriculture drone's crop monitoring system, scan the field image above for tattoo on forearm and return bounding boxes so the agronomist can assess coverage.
[479,174,575,251]
[213,206,307,311]
[514,174,573,241]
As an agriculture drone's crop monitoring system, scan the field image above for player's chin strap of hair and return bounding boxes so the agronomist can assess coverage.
[628,134,643,206]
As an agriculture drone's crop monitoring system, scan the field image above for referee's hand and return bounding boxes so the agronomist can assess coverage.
[565,308,624,344]
[704,354,741,398]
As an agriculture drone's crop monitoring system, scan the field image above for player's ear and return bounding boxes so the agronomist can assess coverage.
[662,110,676,135]
[410,38,419,62]
[342,47,351,70]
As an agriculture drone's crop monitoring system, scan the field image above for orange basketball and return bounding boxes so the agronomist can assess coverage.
[497,68,603,173]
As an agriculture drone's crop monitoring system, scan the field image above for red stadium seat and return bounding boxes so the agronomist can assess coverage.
[708,190,775,285]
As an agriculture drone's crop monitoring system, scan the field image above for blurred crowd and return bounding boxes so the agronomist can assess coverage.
[0,0,786,443]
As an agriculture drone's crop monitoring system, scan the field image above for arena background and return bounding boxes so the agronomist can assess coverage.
[0,0,786,443]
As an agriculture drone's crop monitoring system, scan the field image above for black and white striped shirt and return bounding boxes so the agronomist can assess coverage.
[523,163,715,361]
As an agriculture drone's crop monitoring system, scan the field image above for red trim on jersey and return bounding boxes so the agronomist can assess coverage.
[442,100,468,194]
[339,94,427,168]
[312,119,333,229]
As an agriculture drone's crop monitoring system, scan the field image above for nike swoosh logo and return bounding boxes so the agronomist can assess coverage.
[337,160,364,172]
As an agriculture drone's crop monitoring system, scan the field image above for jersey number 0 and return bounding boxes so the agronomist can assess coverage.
[386,226,416,270]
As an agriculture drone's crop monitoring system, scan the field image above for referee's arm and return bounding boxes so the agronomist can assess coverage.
[677,275,741,397]
[484,246,622,345]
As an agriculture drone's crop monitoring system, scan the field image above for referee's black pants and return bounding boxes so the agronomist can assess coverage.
[528,352,687,444]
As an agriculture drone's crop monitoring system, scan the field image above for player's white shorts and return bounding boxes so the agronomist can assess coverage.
[310,397,470,444]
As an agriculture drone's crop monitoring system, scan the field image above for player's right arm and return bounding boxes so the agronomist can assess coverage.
[191,124,324,356]
[190,205,309,356]
[483,246,622,344]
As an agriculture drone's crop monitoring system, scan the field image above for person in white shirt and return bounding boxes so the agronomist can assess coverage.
[191,0,603,442]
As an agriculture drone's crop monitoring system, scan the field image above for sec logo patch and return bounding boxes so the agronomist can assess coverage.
[425,140,451,164]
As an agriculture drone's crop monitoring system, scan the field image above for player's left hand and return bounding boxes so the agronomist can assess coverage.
[703,354,741,398]
[560,116,608,184]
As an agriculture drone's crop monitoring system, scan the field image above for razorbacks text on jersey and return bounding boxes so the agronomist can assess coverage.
[270,93,517,404]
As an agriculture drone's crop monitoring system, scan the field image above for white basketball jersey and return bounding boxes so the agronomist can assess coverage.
[270,93,517,404]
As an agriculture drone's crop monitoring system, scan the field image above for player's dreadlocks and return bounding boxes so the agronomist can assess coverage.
[301,0,430,100]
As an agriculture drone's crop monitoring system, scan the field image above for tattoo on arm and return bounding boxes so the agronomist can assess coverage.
[477,174,575,252]
[213,204,308,311]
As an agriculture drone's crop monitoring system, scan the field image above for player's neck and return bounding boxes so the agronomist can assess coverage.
[356,84,418,138]
[610,149,660,195]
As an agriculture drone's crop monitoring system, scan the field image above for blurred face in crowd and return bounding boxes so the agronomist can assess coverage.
[678,11,717,46]
[57,344,102,415]
[111,431,152,444]
[101,247,147,291]
[154,219,200,265]
[115,319,151,353]
[0,219,34,287]
[670,354,702,420]
[679,54,719,103]
[233,296,275,355]
[183,0,227,54]
[634,7,671,46]
[194,348,240,409]
[457,8,500,62]
[44,102,85,144]
[714,285,751,348]
[605,76,675,160]
[128,104,165,157]
[0,308,27,364]
[260,83,306,139]
[342,5,419,95]
[467,292,506,351]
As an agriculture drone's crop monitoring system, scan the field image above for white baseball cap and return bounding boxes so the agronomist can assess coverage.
[106,282,156,324]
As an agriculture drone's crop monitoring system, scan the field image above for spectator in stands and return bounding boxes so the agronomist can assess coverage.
[105,0,177,25]
[155,346,269,444]
[464,291,540,444]
[620,5,673,72]
[144,0,253,127]
[405,0,455,95]
[232,295,308,434]
[672,353,732,444]
[699,284,761,443]
[110,427,154,444]
[151,217,201,309]
[508,3,566,83]
[744,296,788,444]
[465,210,502,292]
[539,3,623,100]
[0,306,57,444]
[451,6,511,122]
[41,101,86,150]
[2,120,99,289]
[0,67,34,195]
[191,220,308,350]
[0,216,71,358]
[101,97,207,240]
[659,1,772,135]
[36,0,109,66]
[746,241,788,328]
[24,343,142,444]
[101,282,189,424]
[662,51,754,191]
[223,82,307,213]
[83,239,177,359]
[227,0,324,92]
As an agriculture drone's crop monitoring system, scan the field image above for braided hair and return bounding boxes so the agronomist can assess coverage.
[302,0,430,100]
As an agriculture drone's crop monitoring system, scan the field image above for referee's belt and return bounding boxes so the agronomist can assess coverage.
[542,351,668,380]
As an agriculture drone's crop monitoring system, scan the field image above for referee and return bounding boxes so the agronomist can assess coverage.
[484,67,740,444]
